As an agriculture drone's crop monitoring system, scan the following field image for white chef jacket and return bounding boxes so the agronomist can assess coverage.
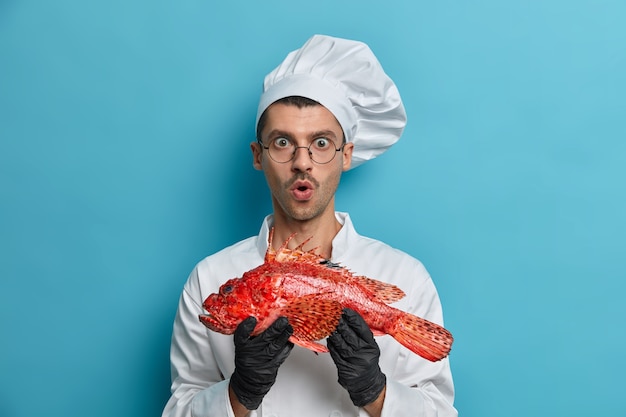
[162,212,457,417]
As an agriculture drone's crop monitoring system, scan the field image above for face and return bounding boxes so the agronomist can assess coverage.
[252,102,354,223]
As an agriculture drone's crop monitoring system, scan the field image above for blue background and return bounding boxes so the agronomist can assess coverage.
[1,1,625,416]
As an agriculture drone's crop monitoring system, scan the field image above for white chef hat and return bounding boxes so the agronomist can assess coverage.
[256,34,407,169]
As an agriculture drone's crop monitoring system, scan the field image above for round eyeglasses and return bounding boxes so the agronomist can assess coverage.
[258,137,344,164]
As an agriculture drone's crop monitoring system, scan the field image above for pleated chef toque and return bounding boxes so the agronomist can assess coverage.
[256,34,407,169]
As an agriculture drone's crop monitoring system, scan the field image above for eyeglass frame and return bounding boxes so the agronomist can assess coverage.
[256,137,345,164]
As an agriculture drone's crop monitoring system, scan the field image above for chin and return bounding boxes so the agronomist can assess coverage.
[284,206,321,222]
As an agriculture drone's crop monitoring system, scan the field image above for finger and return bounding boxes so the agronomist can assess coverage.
[327,332,350,365]
[342,309,375,344]
[264,317,293,337]
[336,314,364,350]
[274,341,294,362]
[342,308,366,329]
[268,325,294,354]
[328,319,356,355]
[259,317,293,348]
[234,316,257,345]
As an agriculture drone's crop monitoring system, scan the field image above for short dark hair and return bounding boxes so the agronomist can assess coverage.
[256,96,321,140]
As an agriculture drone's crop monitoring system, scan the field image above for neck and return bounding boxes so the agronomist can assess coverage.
[270,211,342,259]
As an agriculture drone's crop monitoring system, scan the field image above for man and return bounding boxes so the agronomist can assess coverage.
[162,34,457,417]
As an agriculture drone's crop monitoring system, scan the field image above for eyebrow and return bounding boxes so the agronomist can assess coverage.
[264,129,340,142]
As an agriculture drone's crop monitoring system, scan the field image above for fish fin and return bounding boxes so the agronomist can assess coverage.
[266,228,322,264]
[389,312,454,362]
[352,276,406,304]
[290,337,329,353]
[265,228,278,262]
[282,296,343,344]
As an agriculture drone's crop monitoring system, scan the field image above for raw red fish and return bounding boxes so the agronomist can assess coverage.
[199,230,453,362]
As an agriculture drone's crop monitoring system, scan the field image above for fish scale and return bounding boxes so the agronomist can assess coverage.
[199,229,453,362]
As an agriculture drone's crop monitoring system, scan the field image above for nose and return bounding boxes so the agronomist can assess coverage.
[291,145,313,172]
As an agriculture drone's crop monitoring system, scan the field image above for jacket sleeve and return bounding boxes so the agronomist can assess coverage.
[377,359,456,417]
[161,267,237,417]
[372,257,457,417]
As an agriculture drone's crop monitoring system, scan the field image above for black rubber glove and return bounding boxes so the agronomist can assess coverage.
[327,308,386,407]
[229,316,294,410]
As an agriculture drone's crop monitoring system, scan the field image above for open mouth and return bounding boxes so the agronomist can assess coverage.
[291,179,312,190]
[198,313,238,335]
[199,313,219,328]
[291,181,314,200]
[290,180,313,201]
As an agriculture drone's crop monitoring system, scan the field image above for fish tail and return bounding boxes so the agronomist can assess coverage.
[389,312,453,362]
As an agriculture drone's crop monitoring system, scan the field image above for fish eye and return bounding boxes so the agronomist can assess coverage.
[221,285,233,294]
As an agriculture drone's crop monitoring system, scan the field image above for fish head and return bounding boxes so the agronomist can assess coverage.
[199,270,282,335]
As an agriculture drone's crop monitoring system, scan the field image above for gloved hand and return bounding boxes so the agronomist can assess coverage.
[328,308,386,407]
[229,316,294,410]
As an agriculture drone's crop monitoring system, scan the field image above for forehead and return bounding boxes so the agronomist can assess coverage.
[260,103,344,141]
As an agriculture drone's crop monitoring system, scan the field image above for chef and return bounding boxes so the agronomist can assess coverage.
[162,34,457,417]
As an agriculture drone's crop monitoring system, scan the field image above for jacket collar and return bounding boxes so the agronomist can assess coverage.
[255,212,358,261]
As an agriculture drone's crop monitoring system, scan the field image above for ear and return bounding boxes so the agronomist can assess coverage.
[251,142,263,171]
[341,142,354,172]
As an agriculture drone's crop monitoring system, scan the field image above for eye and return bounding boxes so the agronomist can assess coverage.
[221,285,233,294]
[312,137,331,149]
[272,137,291,149]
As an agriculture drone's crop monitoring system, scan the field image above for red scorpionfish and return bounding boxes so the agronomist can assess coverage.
[199,229,453,362]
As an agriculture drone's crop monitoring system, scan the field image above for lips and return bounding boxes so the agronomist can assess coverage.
[290,180,314,201]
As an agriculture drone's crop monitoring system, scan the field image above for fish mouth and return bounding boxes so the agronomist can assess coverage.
[199,313,233,334]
